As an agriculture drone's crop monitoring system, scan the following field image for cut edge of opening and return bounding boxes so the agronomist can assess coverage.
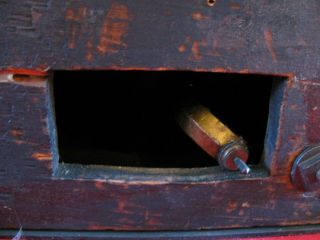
[47,70,288,181]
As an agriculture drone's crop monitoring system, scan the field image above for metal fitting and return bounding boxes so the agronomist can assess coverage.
[291,145,320,191]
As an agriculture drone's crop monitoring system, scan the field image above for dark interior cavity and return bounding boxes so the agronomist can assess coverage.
[52,70,279,168]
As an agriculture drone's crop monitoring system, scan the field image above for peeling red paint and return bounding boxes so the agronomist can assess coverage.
[97,4,131,55]
[65,7,87,21]
[178,44,186,53]
[65,7,87,49]
[179,37,206,59]
[86,40,94,61]
[240,68,250,73]
[213,67,229,72]
[32,152,52,161]
[264,29,277,62]
[226,201,237,213]
[192,12,208,21]
[10,130,23,138]
[190,41,202,61]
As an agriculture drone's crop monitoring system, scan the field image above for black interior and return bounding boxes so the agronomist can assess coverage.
[52,71,276,168]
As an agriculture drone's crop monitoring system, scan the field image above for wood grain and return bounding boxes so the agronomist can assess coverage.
[1,0,320,234]
[0,0,319,80]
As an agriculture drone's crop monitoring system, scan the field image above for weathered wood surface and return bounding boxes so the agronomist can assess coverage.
[0,0,320,80]
[1,0,320,234]
[0,77,320,231]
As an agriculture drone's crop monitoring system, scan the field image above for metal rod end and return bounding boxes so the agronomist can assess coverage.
[233,157,251,174]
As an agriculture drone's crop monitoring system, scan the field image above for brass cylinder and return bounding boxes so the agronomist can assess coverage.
[176,102,249,171]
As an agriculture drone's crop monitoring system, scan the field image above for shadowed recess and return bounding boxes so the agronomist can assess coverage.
[52,70,283,168]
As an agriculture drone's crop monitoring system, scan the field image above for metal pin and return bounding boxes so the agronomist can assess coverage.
[233,157,251,174]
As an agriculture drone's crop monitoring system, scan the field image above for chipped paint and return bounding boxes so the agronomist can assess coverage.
[212,67,229,72]
[190,41,202,61]
[10,130,23,138]
[178,44,186,53]
[264,29,277,62]
[192,12,208,21]
[240,69,250,73]
[65,7,87,49]
[226,201,237,213]
[97,4,131,54]
[65,7,87,21]
[32,152,52,161]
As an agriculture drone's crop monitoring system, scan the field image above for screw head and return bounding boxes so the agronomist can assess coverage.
[291,145,320,191]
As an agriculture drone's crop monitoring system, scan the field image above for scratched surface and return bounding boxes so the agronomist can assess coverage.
[0,0,320,80]
[1,0,320,234]
[0,75,320,231]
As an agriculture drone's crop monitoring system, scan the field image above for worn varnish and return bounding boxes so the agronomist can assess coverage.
[1,0,320,238]
[1,0,320,79]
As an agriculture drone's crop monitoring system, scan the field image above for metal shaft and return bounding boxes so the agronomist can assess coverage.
[233,157,251,174]
[176,101,251,174]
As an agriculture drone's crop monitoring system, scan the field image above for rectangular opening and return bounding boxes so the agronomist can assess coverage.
[51,70,284,170]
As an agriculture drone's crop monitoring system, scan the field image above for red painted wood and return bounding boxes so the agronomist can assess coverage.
[0,0,320,234]
[0,0,319,81]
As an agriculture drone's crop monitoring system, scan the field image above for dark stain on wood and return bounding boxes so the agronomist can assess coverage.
[1,0,320,236]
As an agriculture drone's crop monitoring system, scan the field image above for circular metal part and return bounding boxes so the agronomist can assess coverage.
[207,0,216,7]
[218,140,249,171]
[291,145,320,191]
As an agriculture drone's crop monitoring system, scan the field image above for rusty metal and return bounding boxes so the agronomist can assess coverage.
[176,102,250,173]
[291,145,320,191]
